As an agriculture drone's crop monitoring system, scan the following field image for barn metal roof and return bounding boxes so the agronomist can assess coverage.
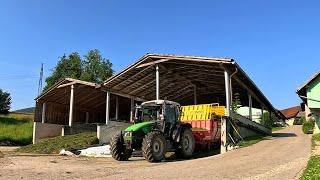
[102,53,285,120]
[297,71,320,97]
[35,78,106,113]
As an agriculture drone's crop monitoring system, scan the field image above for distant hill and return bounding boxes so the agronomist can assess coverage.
[14,107,35,114]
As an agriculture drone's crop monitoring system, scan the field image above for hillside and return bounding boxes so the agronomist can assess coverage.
[14,107,35,114]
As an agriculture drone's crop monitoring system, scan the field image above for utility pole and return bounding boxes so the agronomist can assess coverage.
[38,63,44,96]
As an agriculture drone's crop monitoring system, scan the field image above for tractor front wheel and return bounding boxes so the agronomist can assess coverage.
[176,128,195,159]
[110,133,132,161]
[142,131,166,162]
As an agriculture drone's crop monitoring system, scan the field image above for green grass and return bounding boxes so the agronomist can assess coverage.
[312,133,320,149]
[300,155,320,180]
[272,126,285,132]
[17,132,98,154]
[0,113,33,146]
[238,135,272,148]
[300,133,320,179]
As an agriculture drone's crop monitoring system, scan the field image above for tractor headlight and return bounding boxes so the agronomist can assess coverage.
[124,131,132,137]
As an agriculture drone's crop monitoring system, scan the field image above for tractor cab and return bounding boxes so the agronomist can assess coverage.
[134,100,181,127]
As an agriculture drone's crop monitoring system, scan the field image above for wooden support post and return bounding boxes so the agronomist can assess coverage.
[130,99,134,122]
[156,65,160,100]
[85,112,89,124]
[68,85,74,127]
[115,96,119,120]
[261,106,264,122]
[221,70,231,154]
[248,94,252,120]
[41,102,46,123]
[106,91,110,125]
[194,85,197,105]
[224,70,231,116]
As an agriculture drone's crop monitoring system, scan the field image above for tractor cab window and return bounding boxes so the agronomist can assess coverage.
[137,106,159,122]
[165,105,177,123]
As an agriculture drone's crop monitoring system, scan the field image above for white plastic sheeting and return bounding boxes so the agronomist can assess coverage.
[79,145,111,157]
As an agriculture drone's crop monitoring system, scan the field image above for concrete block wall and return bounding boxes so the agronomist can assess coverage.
[97,121,130,144]
[33,122,63,144]
[62,124,97,136]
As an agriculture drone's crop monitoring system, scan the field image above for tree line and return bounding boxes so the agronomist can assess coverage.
[44,49,114,90]
[0,49,113,113]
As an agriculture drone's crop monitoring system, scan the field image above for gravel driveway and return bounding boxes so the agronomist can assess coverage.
[0,125,311,180]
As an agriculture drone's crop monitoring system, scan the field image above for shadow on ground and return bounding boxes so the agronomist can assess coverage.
[129,148,220,163]
[272,132,297,138]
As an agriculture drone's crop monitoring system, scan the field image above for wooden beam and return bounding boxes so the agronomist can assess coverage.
[136,58,172,68]
[119,73,154,93]
[57,82,77,88]
[112,65,154,89]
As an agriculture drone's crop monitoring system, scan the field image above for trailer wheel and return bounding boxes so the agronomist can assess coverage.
[176,128,195,159]
[110,133,132,161]
[142,131,166,162]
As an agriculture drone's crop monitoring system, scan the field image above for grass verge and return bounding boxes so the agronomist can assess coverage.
[238,135,272,148]
[17,132,98,154]
[300,133,320,179]
[300,155,320,180]
[312,133,320,149]
[272,126,285,132]
[0,113,33,145]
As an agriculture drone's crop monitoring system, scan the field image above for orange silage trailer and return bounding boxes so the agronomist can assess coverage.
[181,104,224,149]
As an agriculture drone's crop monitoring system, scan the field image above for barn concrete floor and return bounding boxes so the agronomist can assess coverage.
[0,126,311,180]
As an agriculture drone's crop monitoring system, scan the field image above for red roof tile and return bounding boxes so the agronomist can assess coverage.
[280,106,301,119]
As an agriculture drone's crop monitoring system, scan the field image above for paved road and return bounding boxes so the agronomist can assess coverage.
[0,126,311,180]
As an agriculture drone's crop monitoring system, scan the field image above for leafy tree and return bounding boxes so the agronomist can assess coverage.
[80,49,113,84]
[0,89,11,114]
[261,111,278,128]
[232,92,242,112]
[44,53,82,90]
[44,50,113,90]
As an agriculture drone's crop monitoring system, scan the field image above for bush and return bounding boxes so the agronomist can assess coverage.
[294,117,306,125]
[311,133,320,149]
[302,120,315,134]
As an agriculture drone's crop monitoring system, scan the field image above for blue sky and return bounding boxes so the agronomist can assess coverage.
[0,0,319,110]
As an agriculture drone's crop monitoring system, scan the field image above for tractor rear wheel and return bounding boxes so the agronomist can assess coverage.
[142,131,166,162]
[110,133,132,161]
[176,128,195,159]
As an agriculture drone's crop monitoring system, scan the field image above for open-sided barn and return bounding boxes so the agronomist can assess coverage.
[33,53,285,153]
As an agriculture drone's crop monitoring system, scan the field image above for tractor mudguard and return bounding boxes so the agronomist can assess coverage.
[172,123,192,143]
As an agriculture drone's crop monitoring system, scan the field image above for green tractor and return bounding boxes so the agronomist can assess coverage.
[110,100,195,162]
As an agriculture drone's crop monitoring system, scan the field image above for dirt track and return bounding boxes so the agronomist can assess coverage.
[0,126,311,180]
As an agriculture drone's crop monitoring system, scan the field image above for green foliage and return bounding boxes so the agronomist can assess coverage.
[300,155,320,180]
[44,49,113,90]
[80,49,113,84]
[0,114,33,145]
[294,116,306,125]
[312,133,320,148]
[0,89,11,114]
[18,132,98,154]
[302,120,315,134]
[231,92,241,112]
[260,112,278,129]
